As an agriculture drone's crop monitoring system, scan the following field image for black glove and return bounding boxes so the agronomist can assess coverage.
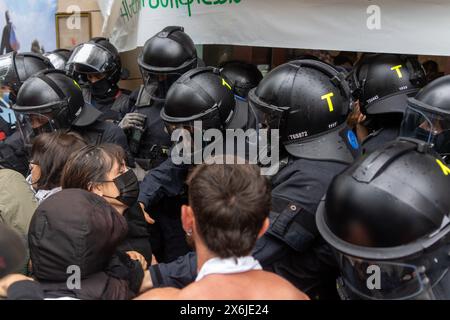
[105,251,145,295]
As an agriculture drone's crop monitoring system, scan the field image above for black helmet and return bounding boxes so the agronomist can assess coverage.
[248,59,359,163]
[0,52,54,98]
[352,54,426,116]
[138,26,197,102]
[220,61,263,99]
[161,67,235,133]
[67,37,122,85]
[44,49,72,70]
[316,138,450,300]
[401,75,450,161]
[13,70,102,149]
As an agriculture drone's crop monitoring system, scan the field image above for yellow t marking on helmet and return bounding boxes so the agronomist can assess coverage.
[436,159,450,176]
[73,80,81,90]
[391,65,403,78]
[321,92,335,112]
[222,78,232,90]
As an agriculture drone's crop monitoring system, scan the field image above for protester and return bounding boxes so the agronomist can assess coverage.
[0,224,38,300]
[0,167,38,240]
[27,131,87,203]
[61,144,153,264]
[28,189,146,300]
[137,163,309,300]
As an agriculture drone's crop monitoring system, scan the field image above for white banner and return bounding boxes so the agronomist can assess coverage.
[98,0,450,56]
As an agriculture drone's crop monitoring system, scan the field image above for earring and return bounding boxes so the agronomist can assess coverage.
[186,230,193,237]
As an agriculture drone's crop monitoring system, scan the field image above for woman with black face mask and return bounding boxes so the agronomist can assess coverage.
[61,143,153,266]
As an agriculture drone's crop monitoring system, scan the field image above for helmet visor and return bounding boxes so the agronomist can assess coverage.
[0,52,16,88]
[15,112,57,153]
[336,234,450,300]
[338,255,424,300]
[401,105,450,157]
[248,98,287,132]
[45,53,66,70]
[141,68,183,102]
[67,43,113,74]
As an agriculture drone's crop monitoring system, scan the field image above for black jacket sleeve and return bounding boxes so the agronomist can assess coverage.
[138,158,190,210]
[149,252,197,289]
[7,280,44,300]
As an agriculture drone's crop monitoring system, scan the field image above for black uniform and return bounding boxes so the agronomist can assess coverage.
[254,157,347,299]
[127,86,171,171]
[83,87,131,122]
[360,126,399,155]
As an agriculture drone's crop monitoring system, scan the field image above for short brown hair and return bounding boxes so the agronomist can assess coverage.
[61,144,125,190]
[31,131,87,190]
[187,163,271,258]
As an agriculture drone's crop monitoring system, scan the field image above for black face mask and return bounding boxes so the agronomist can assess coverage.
[90,77,114,98]
[434,131,450,156]
[103,170,140,207]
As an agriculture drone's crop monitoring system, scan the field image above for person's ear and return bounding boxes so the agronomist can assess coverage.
[89,182,103,197]
[181,205,195,234]
[257,217,270,239]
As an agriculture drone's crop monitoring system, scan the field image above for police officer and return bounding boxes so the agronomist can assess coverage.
[120,26,199,178]
[0,52,54,173]
[44,49,72,70]
[316,138,450,300]
[400,75,450,163]
[143,60,360,299]
[67,38,130,122]
[351,54,426,154]
[248,59,359,299]
[11,70,130,168]
[220,60,263,101]
[138,66,254,262]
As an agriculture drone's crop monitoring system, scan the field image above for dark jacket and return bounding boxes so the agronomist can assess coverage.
[83,88,132,122]
[126,86,171,171]
[360,126,400,156]
[28,189,143,300]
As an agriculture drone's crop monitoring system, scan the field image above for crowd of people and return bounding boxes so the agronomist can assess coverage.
[0,26,449,300]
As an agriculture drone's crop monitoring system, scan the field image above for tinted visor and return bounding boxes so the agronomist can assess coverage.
[337,238,450,300]
[16,112,57,154]
[67,43,113,74]
[401,105,450,157]
[141,68,182,102]
[248,90,288,132]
